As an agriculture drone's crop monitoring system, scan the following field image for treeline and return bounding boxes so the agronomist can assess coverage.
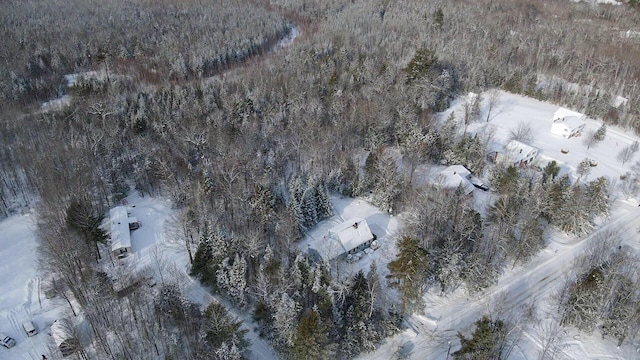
[1,0,639,358]
[389,162,610,313]
[0,0,291,103]
[273,0,640,129]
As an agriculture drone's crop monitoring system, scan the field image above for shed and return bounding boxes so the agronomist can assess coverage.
[551,107,586,138]
[51,320,80,357]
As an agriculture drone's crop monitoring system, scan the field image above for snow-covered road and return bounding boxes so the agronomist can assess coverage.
[418,207,640,359]
[365,204,640,360]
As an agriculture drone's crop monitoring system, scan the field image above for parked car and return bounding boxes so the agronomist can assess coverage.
[0,333,16,348]
[22,321,38,337]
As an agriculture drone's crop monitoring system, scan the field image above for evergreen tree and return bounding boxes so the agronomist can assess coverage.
[292,310,333,360]
[288,176,306,232]
[204,302,249,352]
[556,185,591,235]
[301,187,319,229]
[190,230,214,280]
[577,158,592,180]
[454,316,507,360]
[386,236,429,314]
[542,160,560,184]
[433,8,444,29]
[360,150,380,195]
[490,165,519,195]
[273,292,301,348]
[594,123,607,142]
[372,152,401,212]
[66,197,107,260]
[315,181,334,220]
[404,48,438,84]
[585,177,609,219]
[228,253,247,305]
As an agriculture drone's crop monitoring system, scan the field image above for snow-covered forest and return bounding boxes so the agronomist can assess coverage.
[2,0,640,359]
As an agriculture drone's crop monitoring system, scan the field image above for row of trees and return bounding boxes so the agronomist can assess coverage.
[388,161,611,316]
[0,0,291,103]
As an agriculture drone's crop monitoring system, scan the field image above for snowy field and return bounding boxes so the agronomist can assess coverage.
[458,91,639,182]
[0,213,66,360]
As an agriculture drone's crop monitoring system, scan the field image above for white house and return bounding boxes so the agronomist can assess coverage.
[436,165,476,194]
[109,206,141,258]
[499,140,539,167]
[550,107,586,138]
[308,218,375,262]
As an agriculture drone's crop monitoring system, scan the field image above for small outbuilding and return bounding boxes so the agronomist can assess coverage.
[550,107,586,138]
[51,319,80,357]
[308,218,375,262]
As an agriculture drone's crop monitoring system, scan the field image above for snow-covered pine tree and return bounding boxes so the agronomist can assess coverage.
[190,229,213,279]
[288,176,307,232]
[293,310,334,360]
[594,123,607,141]
[216,257,231,294]
[577,158,592,180]
[585,177,609,219]
[273,292,301,348]
[301,186,319,229]
[228,253,247,306]
[204,301,249,353]
[315,180,334,220]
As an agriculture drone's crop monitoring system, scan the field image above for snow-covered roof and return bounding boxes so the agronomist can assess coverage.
[612,95,628,108]
[110,206,132,252]
[328,218,374,253]
[558,116,585,130]
[553,107,585,123]
[553,108,586,130]
[437,166,475,194]
[309,218,375,262]
[51,320,73,348]
[307,236,345,262]
[504,140,538,164]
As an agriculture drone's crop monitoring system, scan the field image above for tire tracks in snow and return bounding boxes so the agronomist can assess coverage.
[411,209,640,359]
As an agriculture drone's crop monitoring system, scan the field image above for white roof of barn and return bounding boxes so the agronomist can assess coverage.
[504,140,538,163]
[328,218,374,253]
[110,206,132,252]
[553,107,585,122]
[437,166,475,194]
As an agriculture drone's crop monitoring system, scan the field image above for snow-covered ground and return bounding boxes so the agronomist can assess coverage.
[364,199,640,360]
[298,195,402,283]
[361,91,640,360]
[449,91,639,183]
[0,193,279,360]
[0,213,67,360]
